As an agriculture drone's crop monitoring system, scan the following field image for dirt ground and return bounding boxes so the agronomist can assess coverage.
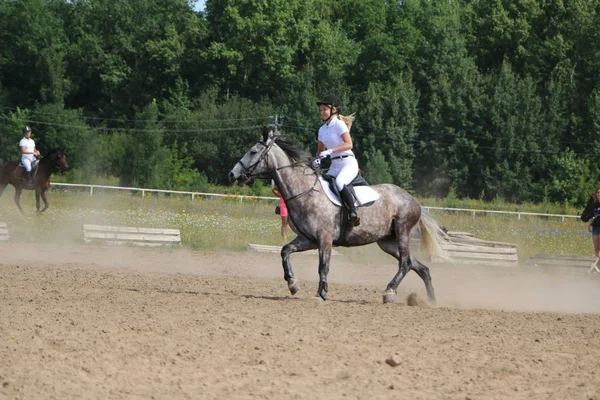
[1,242,600,400]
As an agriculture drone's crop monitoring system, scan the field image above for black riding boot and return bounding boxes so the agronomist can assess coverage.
[340,185,360,226]
[23,170,30,182]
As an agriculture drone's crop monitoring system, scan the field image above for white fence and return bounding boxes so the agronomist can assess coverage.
[50,182,580,222]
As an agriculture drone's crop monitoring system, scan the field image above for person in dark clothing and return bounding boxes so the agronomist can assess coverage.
[581,187,600,270]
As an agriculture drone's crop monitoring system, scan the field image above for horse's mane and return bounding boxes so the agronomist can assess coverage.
[39,148,63,165]
[274,136,311,164]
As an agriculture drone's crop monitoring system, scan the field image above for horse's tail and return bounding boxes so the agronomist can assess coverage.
[419,209,450,262]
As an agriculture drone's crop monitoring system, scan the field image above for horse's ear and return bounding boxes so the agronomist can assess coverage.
[261,126,273,142]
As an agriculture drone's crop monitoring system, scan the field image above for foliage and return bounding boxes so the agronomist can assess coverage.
[0,0,599,207]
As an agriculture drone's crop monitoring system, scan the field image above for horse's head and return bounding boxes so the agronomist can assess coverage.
[229,126,278,185]
[46,148,69,172]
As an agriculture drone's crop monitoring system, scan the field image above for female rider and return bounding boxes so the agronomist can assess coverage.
[313,95,360,226]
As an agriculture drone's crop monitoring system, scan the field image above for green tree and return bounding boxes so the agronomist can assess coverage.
[363,149,392,185]
[0,0,67,107]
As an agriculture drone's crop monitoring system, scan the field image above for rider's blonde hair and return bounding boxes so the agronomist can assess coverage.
[338,113,355,131]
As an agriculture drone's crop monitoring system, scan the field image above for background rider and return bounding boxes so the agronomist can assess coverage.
[19,126,40,182]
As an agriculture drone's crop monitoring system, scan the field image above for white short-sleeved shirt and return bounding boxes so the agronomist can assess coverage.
[318,117,353,158]
[19,137,35,154]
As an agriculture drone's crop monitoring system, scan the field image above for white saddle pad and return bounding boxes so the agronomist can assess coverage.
[319,177,380,207]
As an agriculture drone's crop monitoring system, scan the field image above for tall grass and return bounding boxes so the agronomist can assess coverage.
[0,186,592,262]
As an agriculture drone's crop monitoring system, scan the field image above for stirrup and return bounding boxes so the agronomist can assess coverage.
[348,213,360,227]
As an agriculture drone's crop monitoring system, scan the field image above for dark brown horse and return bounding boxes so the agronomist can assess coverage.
[0,149,68,213]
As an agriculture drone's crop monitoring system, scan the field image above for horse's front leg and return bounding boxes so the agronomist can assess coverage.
[38,188,49,213]
[281,236,318,295]
[13,186,24,214]
[35,188,41,212]
[315,239,334,301]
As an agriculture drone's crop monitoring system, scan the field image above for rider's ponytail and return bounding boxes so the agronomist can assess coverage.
[339,113,355,131]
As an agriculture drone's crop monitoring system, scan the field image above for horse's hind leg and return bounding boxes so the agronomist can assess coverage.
[376,236,412,304]
[377,237,436,304]
[281,235,318,295]
[411,258,436,304]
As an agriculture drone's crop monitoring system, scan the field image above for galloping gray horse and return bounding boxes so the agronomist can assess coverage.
[229,127,448,304]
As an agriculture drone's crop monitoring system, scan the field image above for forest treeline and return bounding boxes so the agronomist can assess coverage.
[1,0,599,206]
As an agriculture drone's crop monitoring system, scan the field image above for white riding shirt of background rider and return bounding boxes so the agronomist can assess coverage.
[318,117,359,191]
[19,136,36,172]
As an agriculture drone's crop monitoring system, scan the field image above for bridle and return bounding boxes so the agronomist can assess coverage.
[235,137,320,203]
[41,151,68,172]
[234,139,276,181]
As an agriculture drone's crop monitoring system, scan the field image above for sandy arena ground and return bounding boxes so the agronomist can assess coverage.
[1,241,600,400]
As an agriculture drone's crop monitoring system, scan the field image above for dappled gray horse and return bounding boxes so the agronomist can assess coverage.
[229,127,448,303]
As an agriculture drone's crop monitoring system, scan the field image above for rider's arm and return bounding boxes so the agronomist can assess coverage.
[20,146,30,155]
[321,133,354,154]
[316,141,326,157]
[335,132,353,153]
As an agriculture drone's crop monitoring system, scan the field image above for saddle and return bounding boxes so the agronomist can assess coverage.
[13,160,39,189]
[320,173,379,208]
[321,173,369,200]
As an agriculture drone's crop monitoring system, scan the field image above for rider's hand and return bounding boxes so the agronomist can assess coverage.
[319,149,333,159]
[311,158,321,168]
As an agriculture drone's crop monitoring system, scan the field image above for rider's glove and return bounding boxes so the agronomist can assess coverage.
[311,158,321,168]
[319,149,333,159]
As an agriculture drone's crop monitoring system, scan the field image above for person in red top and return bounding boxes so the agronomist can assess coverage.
[272,185,288,242]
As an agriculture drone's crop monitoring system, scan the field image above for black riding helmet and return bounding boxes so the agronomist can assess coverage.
[316,95,343,111]
[23,126,31,134]
[316,95,342,121]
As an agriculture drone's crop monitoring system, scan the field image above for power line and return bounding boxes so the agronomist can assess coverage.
[0,105,268,124]
[0,116,264,133]
[1,116,596,156]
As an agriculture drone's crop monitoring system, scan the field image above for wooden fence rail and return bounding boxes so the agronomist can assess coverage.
[83,224,181,247]
[526,254,599,272]
[0,222,9,241]
[50,183,579,222]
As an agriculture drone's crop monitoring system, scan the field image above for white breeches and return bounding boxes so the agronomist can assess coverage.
[21,155,35,172]
[326,156,359,190]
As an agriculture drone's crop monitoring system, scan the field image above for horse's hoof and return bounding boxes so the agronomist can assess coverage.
[288,279,300,295]
[311,295,324,303]
[383,289,395,304]
[316,289,327,301]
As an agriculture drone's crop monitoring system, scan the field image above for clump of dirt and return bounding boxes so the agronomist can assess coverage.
[407,292,429,307]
